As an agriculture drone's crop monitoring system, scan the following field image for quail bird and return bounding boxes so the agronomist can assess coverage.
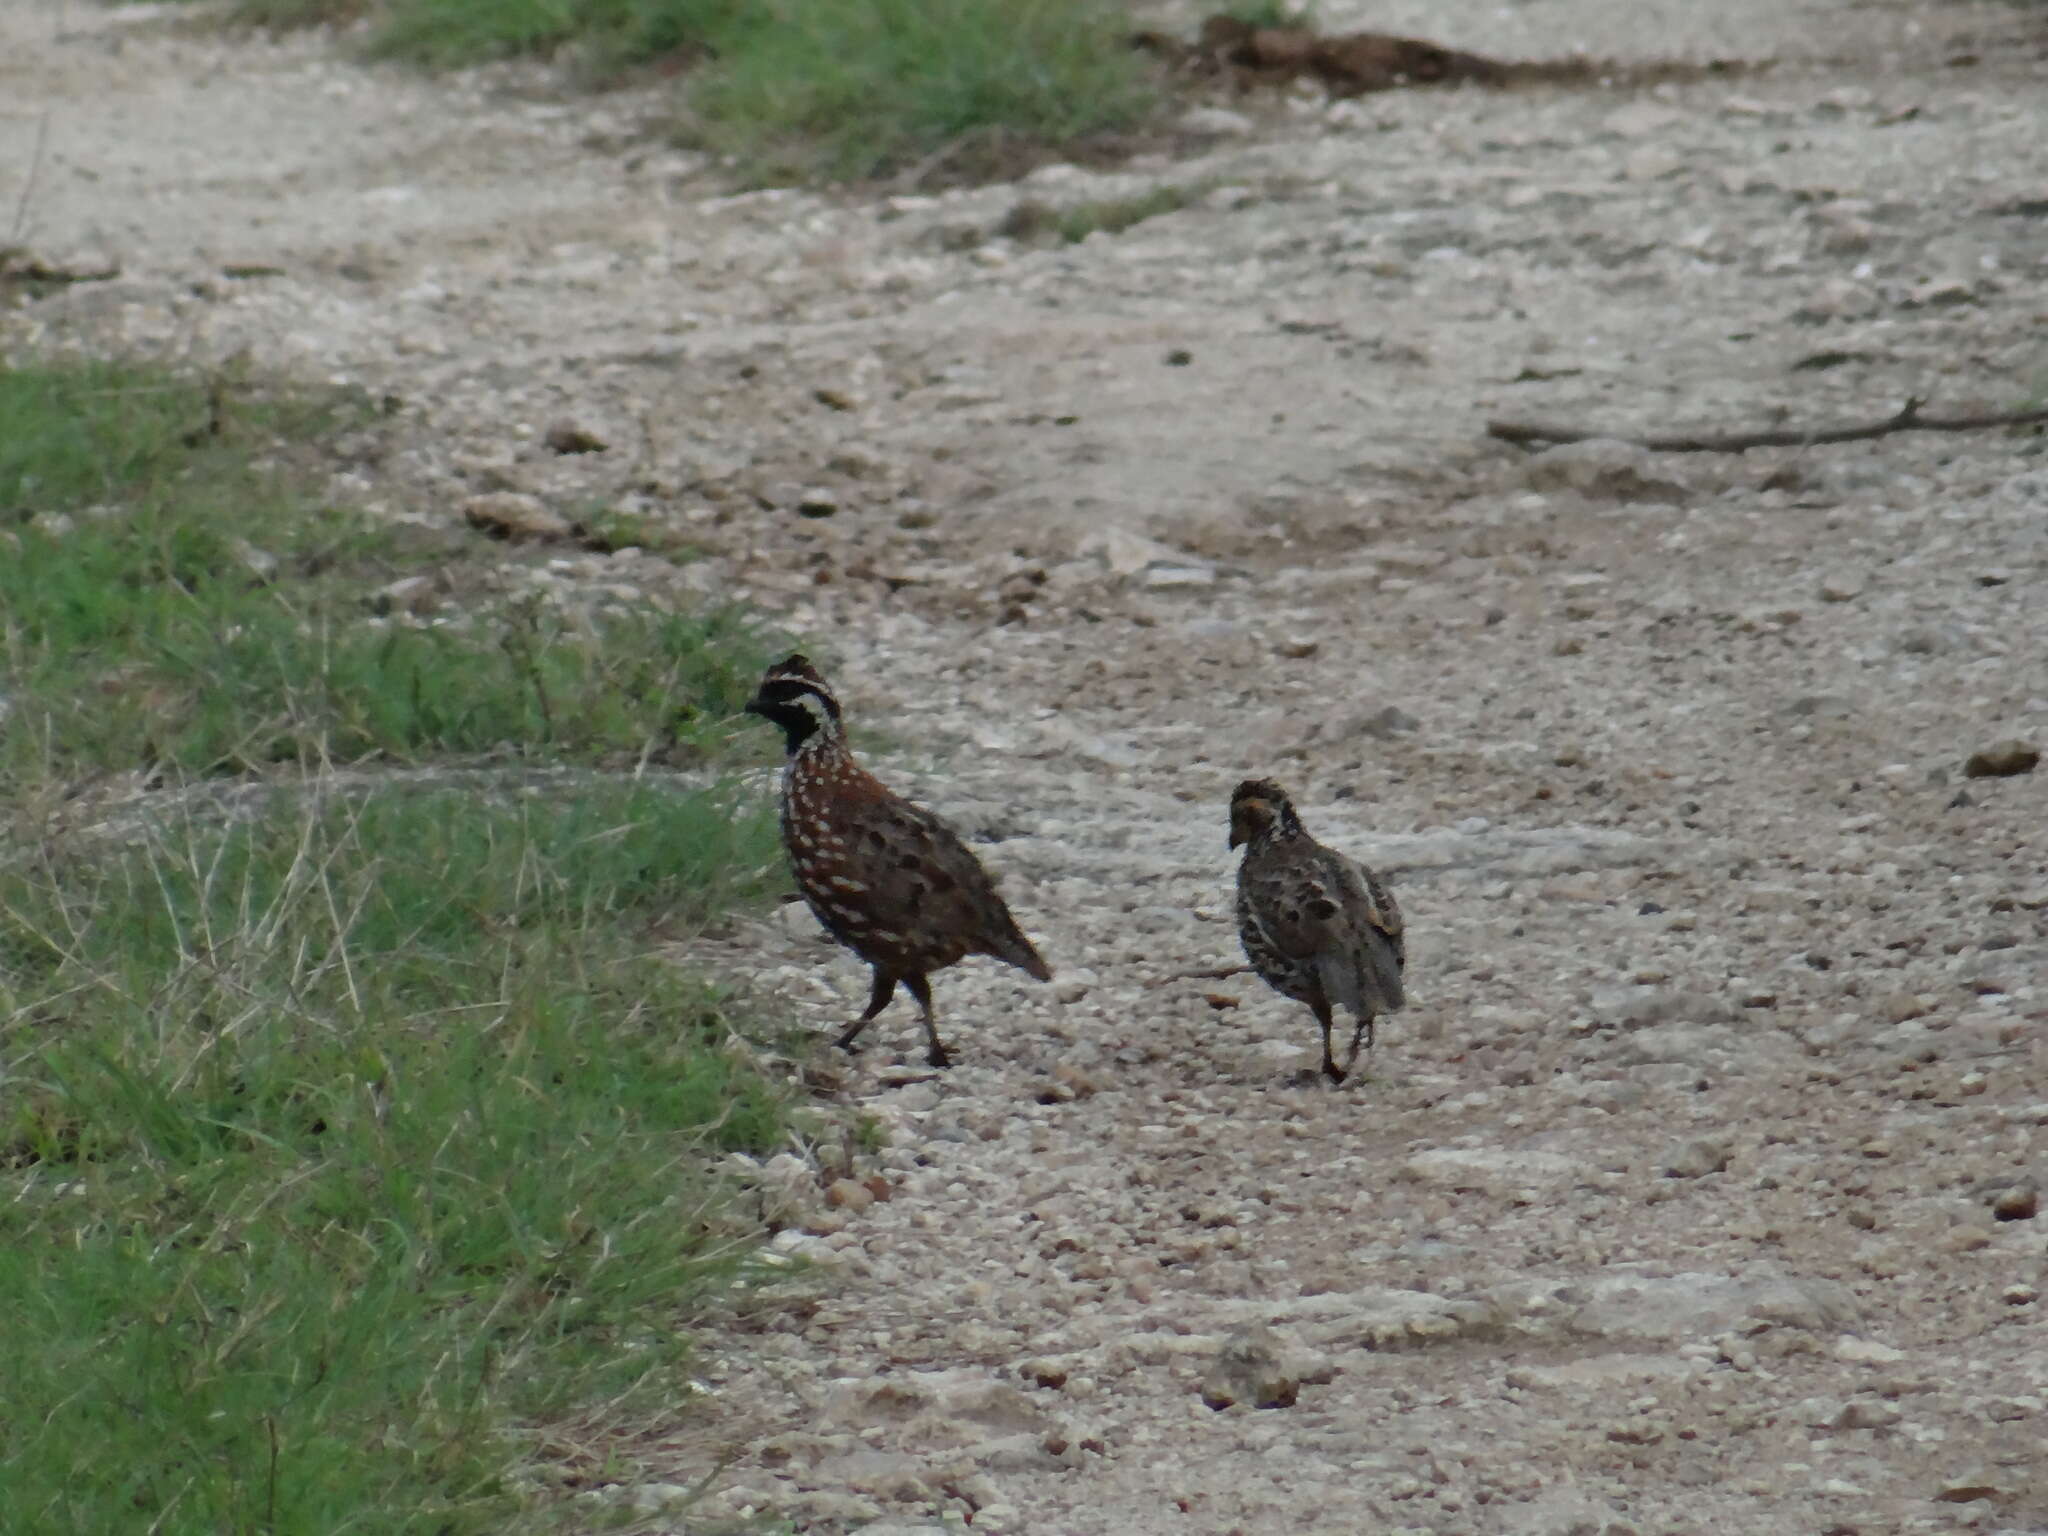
[1230,778,1405,1083]
[745,655,1052,1067]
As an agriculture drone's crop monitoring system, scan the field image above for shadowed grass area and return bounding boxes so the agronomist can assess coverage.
[0,783,793,1535]
[0,359,781,793]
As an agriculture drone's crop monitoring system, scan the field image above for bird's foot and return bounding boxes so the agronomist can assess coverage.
[925,1043,953,1070]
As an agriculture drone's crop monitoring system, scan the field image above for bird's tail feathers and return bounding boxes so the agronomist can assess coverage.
[1320,942,1404,1019]
[988,921,1053,982]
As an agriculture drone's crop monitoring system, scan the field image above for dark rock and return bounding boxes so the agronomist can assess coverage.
[1201,1324,1302,1410]
[543,421,608,454]
[1964,740,2040,779]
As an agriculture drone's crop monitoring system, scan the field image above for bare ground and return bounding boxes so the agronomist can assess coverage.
[6,1,2048,1532]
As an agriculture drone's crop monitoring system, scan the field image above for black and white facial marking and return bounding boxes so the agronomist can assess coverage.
[1229,778,1302,850]
[745,675,843,755]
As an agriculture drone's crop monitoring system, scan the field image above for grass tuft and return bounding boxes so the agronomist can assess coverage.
[0,358,781,793]
[0,783,792,1534]
[1219,0,1317,28]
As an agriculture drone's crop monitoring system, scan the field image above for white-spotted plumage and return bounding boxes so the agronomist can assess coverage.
[1229,778,1405,1084]
[746,654,1052,1067]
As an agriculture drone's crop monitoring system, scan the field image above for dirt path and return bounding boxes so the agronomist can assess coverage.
[7,1,2048,1532]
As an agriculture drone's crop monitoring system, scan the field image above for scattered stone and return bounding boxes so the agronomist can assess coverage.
[626,1482,696,1515]
[1659,1138,1730,1179]
[1201,1324,1302,1411]
[774,900,824,941]
[1139,558,1218,590]
[462,491,571,543]
[233,541,279,581]
[1,246,120,283]
[1624,147,1684,182]
[543,420,607,454]
[1816,571,1865,603]
[1831,1397,1901,1430]
[1179,105,1256,138]
[1052,972,1093,1004]
[1077,525,1186,577]
[1018,1358,1069,1390]
[1989,1184,2039,1222]
[795,486,842,518]
[1963,740,2040,779]
[1604,1415,1664,1444]
[1878,991,1931,1025]
[1603,102,1684,138]
[1570,1270,1856,1342]
[370,574,439,616]
[1357,703,1419,737]
[1934,1472,2009,1504]
[736,1151,818,1228]
[1404,1146,1581,1191]
[1903,276,1977,308]
[825,1178,875,1213]
[1518,440,1691,503]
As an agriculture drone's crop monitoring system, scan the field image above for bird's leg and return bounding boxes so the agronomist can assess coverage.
[1342,1013,1375,1077]
[1313,996,1345,1084]
[834,969,897,1053]
[904,974,950,1069]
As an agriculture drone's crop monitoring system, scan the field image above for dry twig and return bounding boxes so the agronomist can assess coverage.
[9,111,51,245]
[1487,397,2048,454]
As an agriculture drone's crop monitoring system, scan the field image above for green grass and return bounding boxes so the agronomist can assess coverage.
[360,0,754,72]
[0,784,793,1535]
[1219,0,1315,28]
[679,0,1158,184]
[220,0,1158,185]
[0,359,780,794]
[0,352,820,1522]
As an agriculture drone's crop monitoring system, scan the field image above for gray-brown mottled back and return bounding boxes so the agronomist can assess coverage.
[744,655,1051,1068]
[1229,778,1405,1083]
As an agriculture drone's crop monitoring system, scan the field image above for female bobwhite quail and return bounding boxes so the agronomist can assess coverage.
[745,654,1052,1068]
[1229,778,1405,1084]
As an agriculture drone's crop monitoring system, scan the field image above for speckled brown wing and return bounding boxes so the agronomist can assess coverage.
[1238,839,1404,1017]
[1328,849,1405,1015]
[882,796,1048,975]
[785,761,1049,982]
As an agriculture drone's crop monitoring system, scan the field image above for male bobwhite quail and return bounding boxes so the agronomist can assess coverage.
[745,654,1052,1068]
[1229,778,1405,1084]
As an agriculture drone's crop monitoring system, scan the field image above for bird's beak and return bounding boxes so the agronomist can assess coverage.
[1228,826,1245,850]
[742,696,765,717]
